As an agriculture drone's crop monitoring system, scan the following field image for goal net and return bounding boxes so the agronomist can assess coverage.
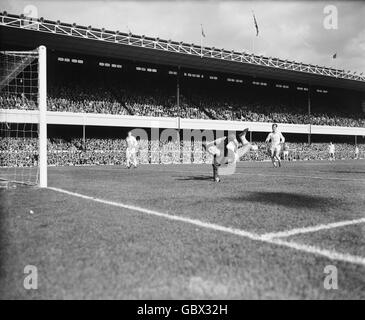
[0,46,47,187]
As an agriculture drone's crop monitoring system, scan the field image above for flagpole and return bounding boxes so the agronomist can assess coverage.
[332,53,338,78]
[200,24,204,58]
[201,33,203,58]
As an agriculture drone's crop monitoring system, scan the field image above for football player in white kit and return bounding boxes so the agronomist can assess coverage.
[355,145,359,160]
[328,142,336,161]
[265,123,285,168]
[282,142,289,161]
[126,131,138,169]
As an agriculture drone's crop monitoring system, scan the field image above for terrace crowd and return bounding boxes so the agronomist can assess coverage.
[1,137,363,167]
[1,80,364,127]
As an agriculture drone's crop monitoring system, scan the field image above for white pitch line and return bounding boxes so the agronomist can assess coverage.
[261,218,365,240]
[270,238,365,266]
[48,187,365,267]
[48,187,264,242]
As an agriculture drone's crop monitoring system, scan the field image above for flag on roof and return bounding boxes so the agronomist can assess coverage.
[201,24,206,38]
[252,11,259,37]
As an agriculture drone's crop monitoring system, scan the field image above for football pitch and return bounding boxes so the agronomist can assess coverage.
[1,160,364,299]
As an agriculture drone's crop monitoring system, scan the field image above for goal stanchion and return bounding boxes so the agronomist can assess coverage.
[0,45,47,188]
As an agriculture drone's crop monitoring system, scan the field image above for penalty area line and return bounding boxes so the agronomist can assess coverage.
[48,186,365,267]
[261,217,365,240]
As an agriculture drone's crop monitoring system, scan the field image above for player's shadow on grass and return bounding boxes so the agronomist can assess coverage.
[233,191,341,209]
[175,175,213,181]
[331,171,365,174]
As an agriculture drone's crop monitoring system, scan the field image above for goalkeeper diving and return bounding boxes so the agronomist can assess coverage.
[203,128,256,182]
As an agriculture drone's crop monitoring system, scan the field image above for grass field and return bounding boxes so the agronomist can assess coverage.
[0,160,364,299]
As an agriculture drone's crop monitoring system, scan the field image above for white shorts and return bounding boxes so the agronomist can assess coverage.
[226,141,237,153]
[270,145,281,155]
[126,148,136,158]
[207,145,221,157]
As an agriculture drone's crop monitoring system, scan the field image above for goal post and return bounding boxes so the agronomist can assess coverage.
[0,45,47,188]
[38,45,47,188]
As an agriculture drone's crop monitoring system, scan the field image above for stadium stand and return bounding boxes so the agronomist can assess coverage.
[1,59,364,127]
[1,14,364,176]
[2,88,364,127]
[1,137,364,167]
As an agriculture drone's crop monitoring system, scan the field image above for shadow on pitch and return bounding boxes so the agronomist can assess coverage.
[331,171,365,174]
[175,175,213,181]
[230,191,342,209]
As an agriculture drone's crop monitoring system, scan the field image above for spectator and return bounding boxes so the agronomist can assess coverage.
[1,137,364,167]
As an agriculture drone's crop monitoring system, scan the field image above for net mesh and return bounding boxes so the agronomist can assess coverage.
[0,50,40,185]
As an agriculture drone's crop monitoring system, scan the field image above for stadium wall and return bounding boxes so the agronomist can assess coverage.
[2,109,365,136]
